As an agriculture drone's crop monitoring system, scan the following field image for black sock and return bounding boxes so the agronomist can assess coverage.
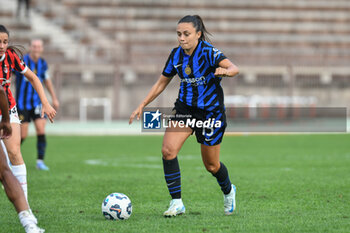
[21,138,25,144]
[213,162,232,195]
[163,157,181,199]
[37,134,46,160]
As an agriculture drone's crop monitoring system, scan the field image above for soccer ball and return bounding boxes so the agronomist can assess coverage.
[102,193,132,220]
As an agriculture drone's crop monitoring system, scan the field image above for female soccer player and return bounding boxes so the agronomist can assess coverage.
[15,39,60,171]
[129,15,239,217]
[0,85,45,233]
[0,25,56,201]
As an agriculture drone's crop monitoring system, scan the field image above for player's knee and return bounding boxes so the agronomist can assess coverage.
[204,163,220,174]
[161,146,176,160]
[7,148,20,157]
[6,147,22,164]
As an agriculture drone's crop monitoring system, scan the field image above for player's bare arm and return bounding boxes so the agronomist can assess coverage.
[129,75,173,124]
[44,79,60,110]
[23,69,56,122]
[214,59,239,77]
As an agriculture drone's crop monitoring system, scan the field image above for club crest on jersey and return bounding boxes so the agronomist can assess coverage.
[3,65,8,73]
[185,65,192,75]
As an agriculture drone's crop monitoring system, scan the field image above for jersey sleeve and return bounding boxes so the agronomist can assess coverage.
[209,47,227,68]
[8,50,28,74]
[162,49,177,78]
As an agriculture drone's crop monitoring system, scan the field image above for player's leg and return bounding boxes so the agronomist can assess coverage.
[201,144,234,195]
[0,141,44,233]
[0,141,28,212]
[16,0,22,17]
[198,109,236,215]
[201,144,236,215]
[33,118,48,170]
[19,108,30,145]
[162,125,192,217]
[4,123,28,200]
[20,122,29,144]
[25,0,30,17]
[201,144,221,174]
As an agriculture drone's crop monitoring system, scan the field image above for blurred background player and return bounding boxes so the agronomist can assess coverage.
[15,39,60,171]
[0,85,45,233]
[16,0,31,19]
[0,24,56,201]
[130,15,239,217]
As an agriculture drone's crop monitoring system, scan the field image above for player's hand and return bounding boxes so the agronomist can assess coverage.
[214,67,228,77]
[42,103,56,123]
[52,98,60,111]
[0,121,12,139]
[129,104,144,125]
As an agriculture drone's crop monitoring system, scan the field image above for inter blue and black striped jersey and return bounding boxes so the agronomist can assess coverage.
[15,54,49,111]
[0,49,28,111]
[162,40,227,111]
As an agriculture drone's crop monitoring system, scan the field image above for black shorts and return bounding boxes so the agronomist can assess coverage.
[18,105,43,123]
[172,100,227,146]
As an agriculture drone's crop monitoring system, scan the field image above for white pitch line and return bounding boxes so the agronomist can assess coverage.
[85,159,162,169]
[85,157,204,170]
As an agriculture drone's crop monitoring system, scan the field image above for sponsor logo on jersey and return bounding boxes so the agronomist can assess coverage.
[181,76,206,86]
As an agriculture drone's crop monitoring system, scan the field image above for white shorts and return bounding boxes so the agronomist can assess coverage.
[0,106,21,124]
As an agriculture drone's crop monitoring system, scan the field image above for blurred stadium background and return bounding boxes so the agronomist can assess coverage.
[1,0,349,133]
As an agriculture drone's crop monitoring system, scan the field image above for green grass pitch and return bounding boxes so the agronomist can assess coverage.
[1,134,349,232]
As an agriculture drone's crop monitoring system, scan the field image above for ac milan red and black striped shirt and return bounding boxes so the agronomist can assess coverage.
[0,49,28,111]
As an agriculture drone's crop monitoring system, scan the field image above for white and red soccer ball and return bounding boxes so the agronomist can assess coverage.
[102,193,132,220]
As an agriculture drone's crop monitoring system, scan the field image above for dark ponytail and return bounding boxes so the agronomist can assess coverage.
[0,24,26,57]
[0,25,9,36]
[178,15,212,42]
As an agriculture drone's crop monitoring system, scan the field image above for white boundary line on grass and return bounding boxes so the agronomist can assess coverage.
[85,159,162,169]
[84,155,203,170]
